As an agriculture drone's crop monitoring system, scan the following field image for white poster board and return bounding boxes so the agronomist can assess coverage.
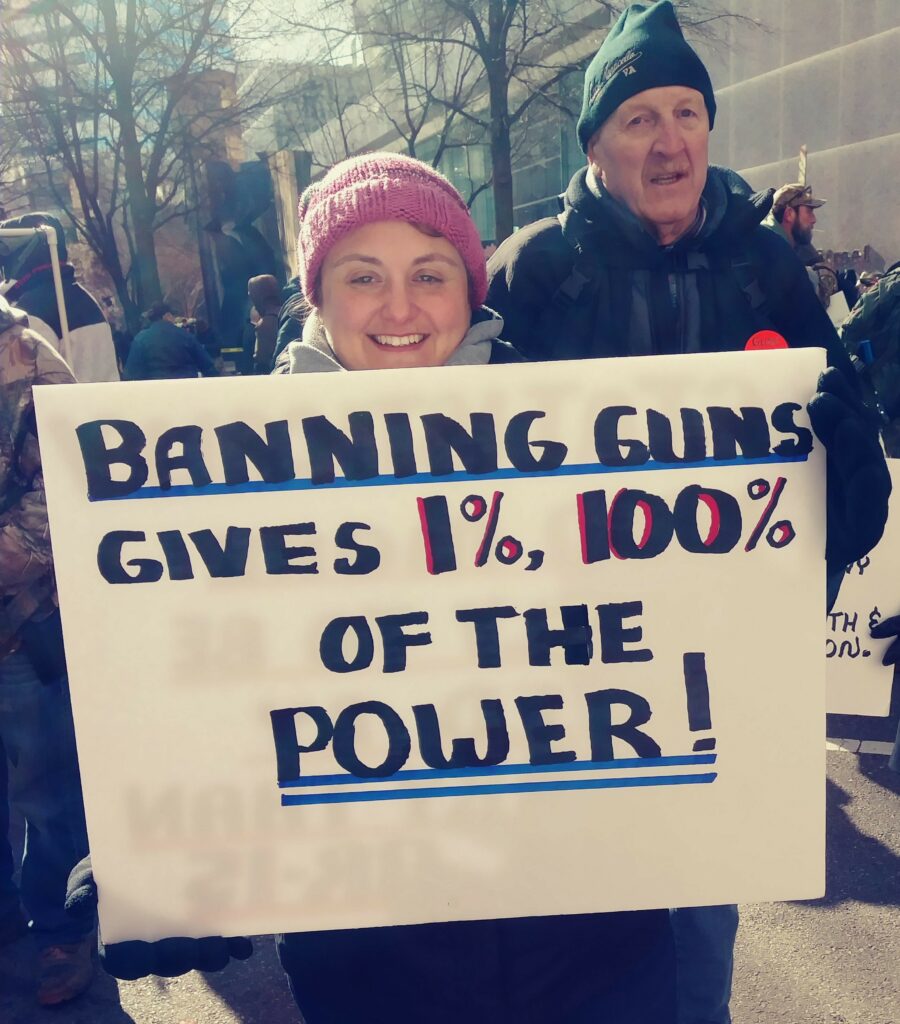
[826,458,900,716]
[35,351,827,944]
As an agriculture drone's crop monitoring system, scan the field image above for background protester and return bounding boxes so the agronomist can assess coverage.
[124,301,219,381]
[0,294,93,1006]
[841,261,900,456]
[271,277,308,368]
[0,212,119,383]
[857,270,882,297]
[66,151,679,1024]
[486,3,891,1022]
[836,267,860,312]
[192,317,221,363]
[247,273,282,374]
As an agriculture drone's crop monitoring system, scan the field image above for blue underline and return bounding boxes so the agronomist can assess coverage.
[278,753,717,789]
[280,772,718,805]
[94,453,807,502]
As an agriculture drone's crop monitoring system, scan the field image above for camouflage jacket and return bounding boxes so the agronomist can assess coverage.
[0,296,75,653]
[841,268,900,457]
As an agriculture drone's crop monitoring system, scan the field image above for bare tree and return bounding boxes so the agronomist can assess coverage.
[0,0,293,328]
[269,0,760,241]
[270,0,608,240]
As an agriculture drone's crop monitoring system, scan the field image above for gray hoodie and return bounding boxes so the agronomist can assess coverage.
[280,308,505,374]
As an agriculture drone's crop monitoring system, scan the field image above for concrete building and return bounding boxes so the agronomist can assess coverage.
[686,1,899,267]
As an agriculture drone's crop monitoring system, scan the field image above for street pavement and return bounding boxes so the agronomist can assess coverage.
[2,748,897,1023]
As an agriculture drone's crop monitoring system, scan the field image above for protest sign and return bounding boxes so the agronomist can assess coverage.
[826,458,900,716]
[35,350,827,944]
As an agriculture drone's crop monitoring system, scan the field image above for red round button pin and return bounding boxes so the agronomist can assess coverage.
[745,330,789,350]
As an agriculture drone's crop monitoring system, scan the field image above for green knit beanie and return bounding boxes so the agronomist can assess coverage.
[576,0,716,152]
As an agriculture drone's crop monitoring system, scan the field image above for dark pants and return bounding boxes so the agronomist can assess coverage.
[0,651,91,948]
[671,905,738,1024]
[278,908,676,1024]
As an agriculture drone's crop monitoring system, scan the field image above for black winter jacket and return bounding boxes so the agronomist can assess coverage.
[487,166,851,373]
[124,319,218,381]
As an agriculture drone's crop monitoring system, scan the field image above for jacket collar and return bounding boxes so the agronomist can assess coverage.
[564,165,774,258]
[286,307,504,374]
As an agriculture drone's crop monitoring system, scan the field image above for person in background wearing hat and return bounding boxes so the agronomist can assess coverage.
[486,3,890,1022]
[764,183,826,295]
[0,212,119,383]
[766,183,825,252]
[124,301,219,381]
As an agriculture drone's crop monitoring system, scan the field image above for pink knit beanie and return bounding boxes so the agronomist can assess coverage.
[298,152,488,309]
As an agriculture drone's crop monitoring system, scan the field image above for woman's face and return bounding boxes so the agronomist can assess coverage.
[318,220,471,371]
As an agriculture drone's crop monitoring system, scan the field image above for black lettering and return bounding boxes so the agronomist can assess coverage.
[707,406,770,461]
[524,605,593,666]
[155,425,211,490]
[76,420,148,499]
[585,688,661,760]
[375,612,431,673]
[596,601,653,663]
[320,616,375,673]
[594,406,649,467]
[421,413,497,476]
[334,522,381,575]
[333,701,411,777]
[413,700,509,769]
[302,412,378,485]
[515,694,576,765]
[505,411,567,472]
[157,530,194,580]
[384,413,417,478]
[260,523,318,574]
[455,606,520,668]
[771,402,814,457]
[608,488,674,559]
[188,527,251,577]
[97,530,163,584]
[647,408,707,463]
[214,420,294,485]
[269,706,334,783]
[673,485,742,554]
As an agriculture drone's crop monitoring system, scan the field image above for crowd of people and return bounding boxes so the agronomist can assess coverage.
[1,0,898,1018]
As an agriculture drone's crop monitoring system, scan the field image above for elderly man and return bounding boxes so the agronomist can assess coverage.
[488,3,890,1023]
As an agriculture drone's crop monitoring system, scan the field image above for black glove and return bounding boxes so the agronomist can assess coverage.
[870,614,900,667]
[807,367,892,577]
[65,855,253,980]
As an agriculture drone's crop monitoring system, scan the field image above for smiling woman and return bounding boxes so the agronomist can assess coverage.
[264,152,677,1024]
[319,220,471,370]
[282,151,516,376]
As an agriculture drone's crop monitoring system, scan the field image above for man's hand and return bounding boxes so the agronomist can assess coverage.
[66,856,253,980]
[807,367,891,578]
[870,614,900,667]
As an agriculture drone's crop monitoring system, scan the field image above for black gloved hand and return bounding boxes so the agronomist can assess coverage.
[807,367,892,577]
[100,934,254,981]
[870,614,900,667]
[65,855,253,980]
[65,854,98,920]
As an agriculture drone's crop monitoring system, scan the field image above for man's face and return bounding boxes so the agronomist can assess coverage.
[587,86,710,246]
[786,204,816,247]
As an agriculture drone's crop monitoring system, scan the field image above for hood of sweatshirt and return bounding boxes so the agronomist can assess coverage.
[562,164,775,263]
[285,306,505,374]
